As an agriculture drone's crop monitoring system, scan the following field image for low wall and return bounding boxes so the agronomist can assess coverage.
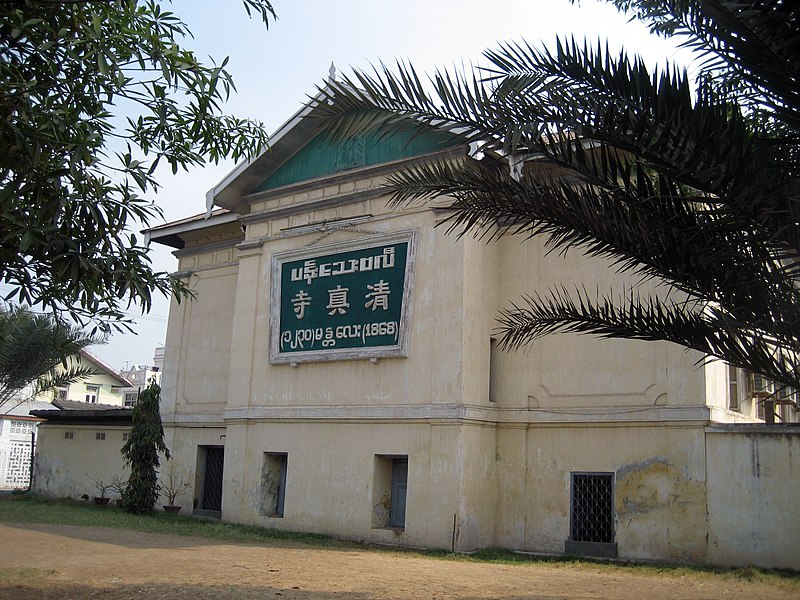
[706,424,800,570]
[33,423,130,501]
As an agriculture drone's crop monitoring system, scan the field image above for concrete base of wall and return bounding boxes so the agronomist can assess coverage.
[564,540,618,559]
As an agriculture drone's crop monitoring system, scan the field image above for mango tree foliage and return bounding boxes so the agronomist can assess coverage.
[0,0,274,332]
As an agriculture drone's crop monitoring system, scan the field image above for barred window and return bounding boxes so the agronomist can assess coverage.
[570,472,614,544]
[10,420,35,435]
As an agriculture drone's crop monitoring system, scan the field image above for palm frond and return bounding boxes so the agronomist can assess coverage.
[0,305,103,409]
[313,0,800,390]
[497,287,799,388]
[388,157,800,335]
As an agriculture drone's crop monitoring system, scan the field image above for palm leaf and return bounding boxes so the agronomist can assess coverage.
[313,0,800,390]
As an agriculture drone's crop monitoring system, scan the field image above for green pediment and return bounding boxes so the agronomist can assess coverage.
[253,127,459,193]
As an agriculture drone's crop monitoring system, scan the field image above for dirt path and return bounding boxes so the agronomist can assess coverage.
[0,523,794,599]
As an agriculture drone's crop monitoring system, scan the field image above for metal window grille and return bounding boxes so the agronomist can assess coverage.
[4,441,32,488]
[10,420,35,435]
[570,472,614,544]
[200,446,224,512]
[96,432,106,440]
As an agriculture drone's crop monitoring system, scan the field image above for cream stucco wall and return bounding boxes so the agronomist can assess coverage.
[221,421,476,548]
[491,233,712,417]
[155,151,799,568]
[494,424,708,562]
[33,423,129,499]
[706,426,800,570]
[161,424,223,513]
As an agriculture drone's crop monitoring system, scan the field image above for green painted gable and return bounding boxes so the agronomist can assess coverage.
[253,127,460,193]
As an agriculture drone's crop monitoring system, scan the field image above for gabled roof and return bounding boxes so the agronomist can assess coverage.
[145,83,467,249]
[206,91,326,215]
[78,349,132,387]
[144,209,237,249]
[204,85,463,216]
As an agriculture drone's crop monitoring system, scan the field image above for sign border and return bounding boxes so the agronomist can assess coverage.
[269,230,416,364]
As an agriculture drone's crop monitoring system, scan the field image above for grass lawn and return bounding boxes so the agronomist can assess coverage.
[1,491,797,590]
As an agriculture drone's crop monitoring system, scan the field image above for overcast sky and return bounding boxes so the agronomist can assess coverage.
[91,0,688,369]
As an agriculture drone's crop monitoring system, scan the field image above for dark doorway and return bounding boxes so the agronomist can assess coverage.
[198,445,224,514]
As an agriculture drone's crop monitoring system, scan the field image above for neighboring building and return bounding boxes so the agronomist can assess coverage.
[43,349,132,407]
[0,400,51,489]
[1,348,130,489]
[145,90,800,569]
[31,400,132,499]
[119,346,164,407]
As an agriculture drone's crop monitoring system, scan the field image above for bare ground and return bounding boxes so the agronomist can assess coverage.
[0,523,795,599]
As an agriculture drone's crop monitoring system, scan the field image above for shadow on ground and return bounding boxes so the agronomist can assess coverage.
[0,583,571,600]
[2,521,341,553]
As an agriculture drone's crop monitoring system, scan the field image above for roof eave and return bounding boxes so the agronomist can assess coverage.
[208,87,331,213]
[144,209,240,249]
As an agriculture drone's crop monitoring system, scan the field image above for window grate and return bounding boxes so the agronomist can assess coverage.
[570,473,614,543]
[200,446,224,512]
[3,441,32,488]
[10,420,35,435]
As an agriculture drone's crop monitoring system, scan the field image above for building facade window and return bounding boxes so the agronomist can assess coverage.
[489,338,499,403]
[751,373,773,420]
[570,472,615,544]
[9,420,35,436]
[727,365,741,411]
[372,455,408,530]
[64,431,74,440]
[85,385,100,403]
[778,386,797,422]
[54,386,68,401]
[389,458,408,528]
[259,452,288,517]
[124,392,138,407]
[96,432,106,440]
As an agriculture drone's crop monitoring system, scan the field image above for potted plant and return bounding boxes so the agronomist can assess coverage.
[87,475,112,505]
[160,472,191,513]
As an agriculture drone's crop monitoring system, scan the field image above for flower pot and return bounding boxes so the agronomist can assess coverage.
[93,496,110,505]
[163,505,182,513]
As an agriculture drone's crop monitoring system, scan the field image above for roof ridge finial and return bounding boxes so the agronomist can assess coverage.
[328,61,336,84]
